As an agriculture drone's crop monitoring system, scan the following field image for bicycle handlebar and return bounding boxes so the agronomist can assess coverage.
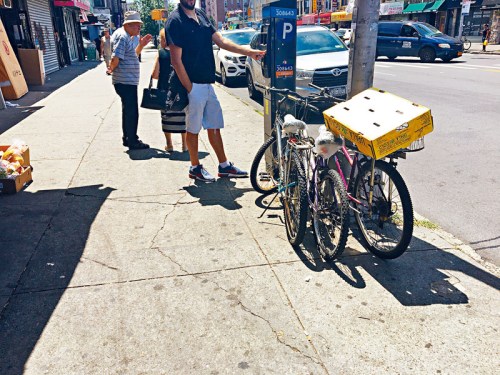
[254,83,323,113]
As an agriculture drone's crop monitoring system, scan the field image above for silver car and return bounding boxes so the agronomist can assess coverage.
[246,25,349,100]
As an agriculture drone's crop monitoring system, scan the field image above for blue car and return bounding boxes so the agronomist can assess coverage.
[377,21,463,63]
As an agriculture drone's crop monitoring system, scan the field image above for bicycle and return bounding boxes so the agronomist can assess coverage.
[305,84,418,259]
[461,35,471,51]
[250,84,310,246]
[250,84,350,259]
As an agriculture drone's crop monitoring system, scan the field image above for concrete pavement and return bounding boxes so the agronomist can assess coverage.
[0,50,499,374]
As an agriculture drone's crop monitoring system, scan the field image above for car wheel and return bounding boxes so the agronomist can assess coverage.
[221,66,231,86]
[247,70,259,100]
[419,47,436,63]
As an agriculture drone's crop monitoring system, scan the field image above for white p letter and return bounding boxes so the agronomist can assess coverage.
[282,22,293,40]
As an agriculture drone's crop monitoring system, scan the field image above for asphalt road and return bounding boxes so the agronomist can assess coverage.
[219,54,500,265]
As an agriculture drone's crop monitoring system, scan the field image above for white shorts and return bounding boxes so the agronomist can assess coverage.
[185,83,224,135]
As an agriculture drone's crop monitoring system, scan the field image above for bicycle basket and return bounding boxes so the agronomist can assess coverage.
[401,137,425,152]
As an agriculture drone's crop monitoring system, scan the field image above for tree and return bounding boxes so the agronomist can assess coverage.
[131,0,172,36]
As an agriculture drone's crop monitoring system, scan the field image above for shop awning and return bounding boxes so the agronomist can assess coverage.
[319,12,332,24]
[402,2,428,14]
[424,0,445,12]
[331,11,353,22]
[54,0,91,12]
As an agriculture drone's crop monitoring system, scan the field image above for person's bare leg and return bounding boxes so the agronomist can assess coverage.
[181,132,187,151]
[186,132,199,166]
[164,132,173,151]
[207,129,227,164]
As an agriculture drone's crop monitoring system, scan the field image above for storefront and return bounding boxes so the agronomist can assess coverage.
[451,1,499,41]
[402,0,446,30]
[330,10,352,28]
[53,0,89,63]
[0,0,34,55]
[25,0,59,73]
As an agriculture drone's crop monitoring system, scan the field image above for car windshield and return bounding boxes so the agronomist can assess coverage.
[335,30,346,37]
[223,32,254,45]
[413,23,443,37]
[297,30,347,56]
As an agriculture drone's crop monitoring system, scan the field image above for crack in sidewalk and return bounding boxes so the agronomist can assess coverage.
[81,256,119,271]
[205,276,322,366]
[149,193,188,249]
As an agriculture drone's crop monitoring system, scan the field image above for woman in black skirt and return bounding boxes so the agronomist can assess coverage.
[151,29,187,152]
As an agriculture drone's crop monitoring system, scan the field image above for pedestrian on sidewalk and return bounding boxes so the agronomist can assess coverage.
[101,28,112,68]
[107,11,152,150]
[482,23,491,52]
[94,35,102,60]
[166,0,265,182]
[151,28,187,152]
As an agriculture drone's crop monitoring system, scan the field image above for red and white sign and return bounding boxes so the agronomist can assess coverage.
[54,0,90,12]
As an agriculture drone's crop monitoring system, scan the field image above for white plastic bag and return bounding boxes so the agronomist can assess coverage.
[315,126,343,159]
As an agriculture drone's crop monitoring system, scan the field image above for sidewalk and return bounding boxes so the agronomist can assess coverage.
[1,51,499,374]
[466,42,500,54]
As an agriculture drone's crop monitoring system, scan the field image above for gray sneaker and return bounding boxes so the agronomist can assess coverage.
[189,165,216,182]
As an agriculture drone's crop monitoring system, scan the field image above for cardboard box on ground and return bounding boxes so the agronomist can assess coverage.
[323,88,434,160]
[18,48,45,85]
[0,145,33,194]
[0,18,28,100]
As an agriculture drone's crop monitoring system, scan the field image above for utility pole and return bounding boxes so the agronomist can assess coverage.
[458,1,471,39]
[346,0,380,99]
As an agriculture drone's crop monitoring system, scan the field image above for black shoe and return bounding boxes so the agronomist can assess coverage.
[128,140,150,150]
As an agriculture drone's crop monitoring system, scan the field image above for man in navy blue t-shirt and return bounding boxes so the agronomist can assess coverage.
[166,0,265,182]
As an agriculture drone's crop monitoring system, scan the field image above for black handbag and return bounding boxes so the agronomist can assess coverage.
[140,77,168,111]
[165,70,189,112]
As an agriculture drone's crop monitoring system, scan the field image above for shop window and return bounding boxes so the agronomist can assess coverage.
[94,0,106,7]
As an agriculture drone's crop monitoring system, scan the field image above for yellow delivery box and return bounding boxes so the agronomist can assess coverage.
[323,88,433,160]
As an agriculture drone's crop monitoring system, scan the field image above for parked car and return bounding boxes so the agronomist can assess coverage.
[335,28,352,42]
[377,21,463,63]
[246,25,349,101]
[213,28,256,86]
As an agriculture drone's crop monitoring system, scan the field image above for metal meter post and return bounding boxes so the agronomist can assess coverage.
[260,0,297,141]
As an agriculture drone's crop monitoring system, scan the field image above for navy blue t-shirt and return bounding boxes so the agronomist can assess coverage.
[166,6,217,84]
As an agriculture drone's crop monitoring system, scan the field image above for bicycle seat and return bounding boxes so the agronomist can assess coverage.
[282,114,306,134]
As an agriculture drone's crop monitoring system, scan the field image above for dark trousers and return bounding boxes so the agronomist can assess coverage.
[114,83,139,142]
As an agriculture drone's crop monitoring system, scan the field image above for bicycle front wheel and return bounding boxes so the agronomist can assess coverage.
[250,136,278,195]
[353,160,413,259]
[313,169,349,260]
[283,150,308,246]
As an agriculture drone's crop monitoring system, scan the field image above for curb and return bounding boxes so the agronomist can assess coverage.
[465,50,500,55]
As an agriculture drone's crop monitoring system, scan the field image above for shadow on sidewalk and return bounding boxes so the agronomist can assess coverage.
[126,148,209,162]
[183,178,253,210]
[291,226,499,306]
[0,61,101,135]
[0,184,113,375]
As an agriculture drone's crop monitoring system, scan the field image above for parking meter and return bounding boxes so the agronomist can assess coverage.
[260,0,297,139]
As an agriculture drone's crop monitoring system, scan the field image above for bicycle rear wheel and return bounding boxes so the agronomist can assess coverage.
[313,169,349,260]
[250,136,279,195]
[353,160,413,259]
[463,38,471,51]
[283,150,308,246]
